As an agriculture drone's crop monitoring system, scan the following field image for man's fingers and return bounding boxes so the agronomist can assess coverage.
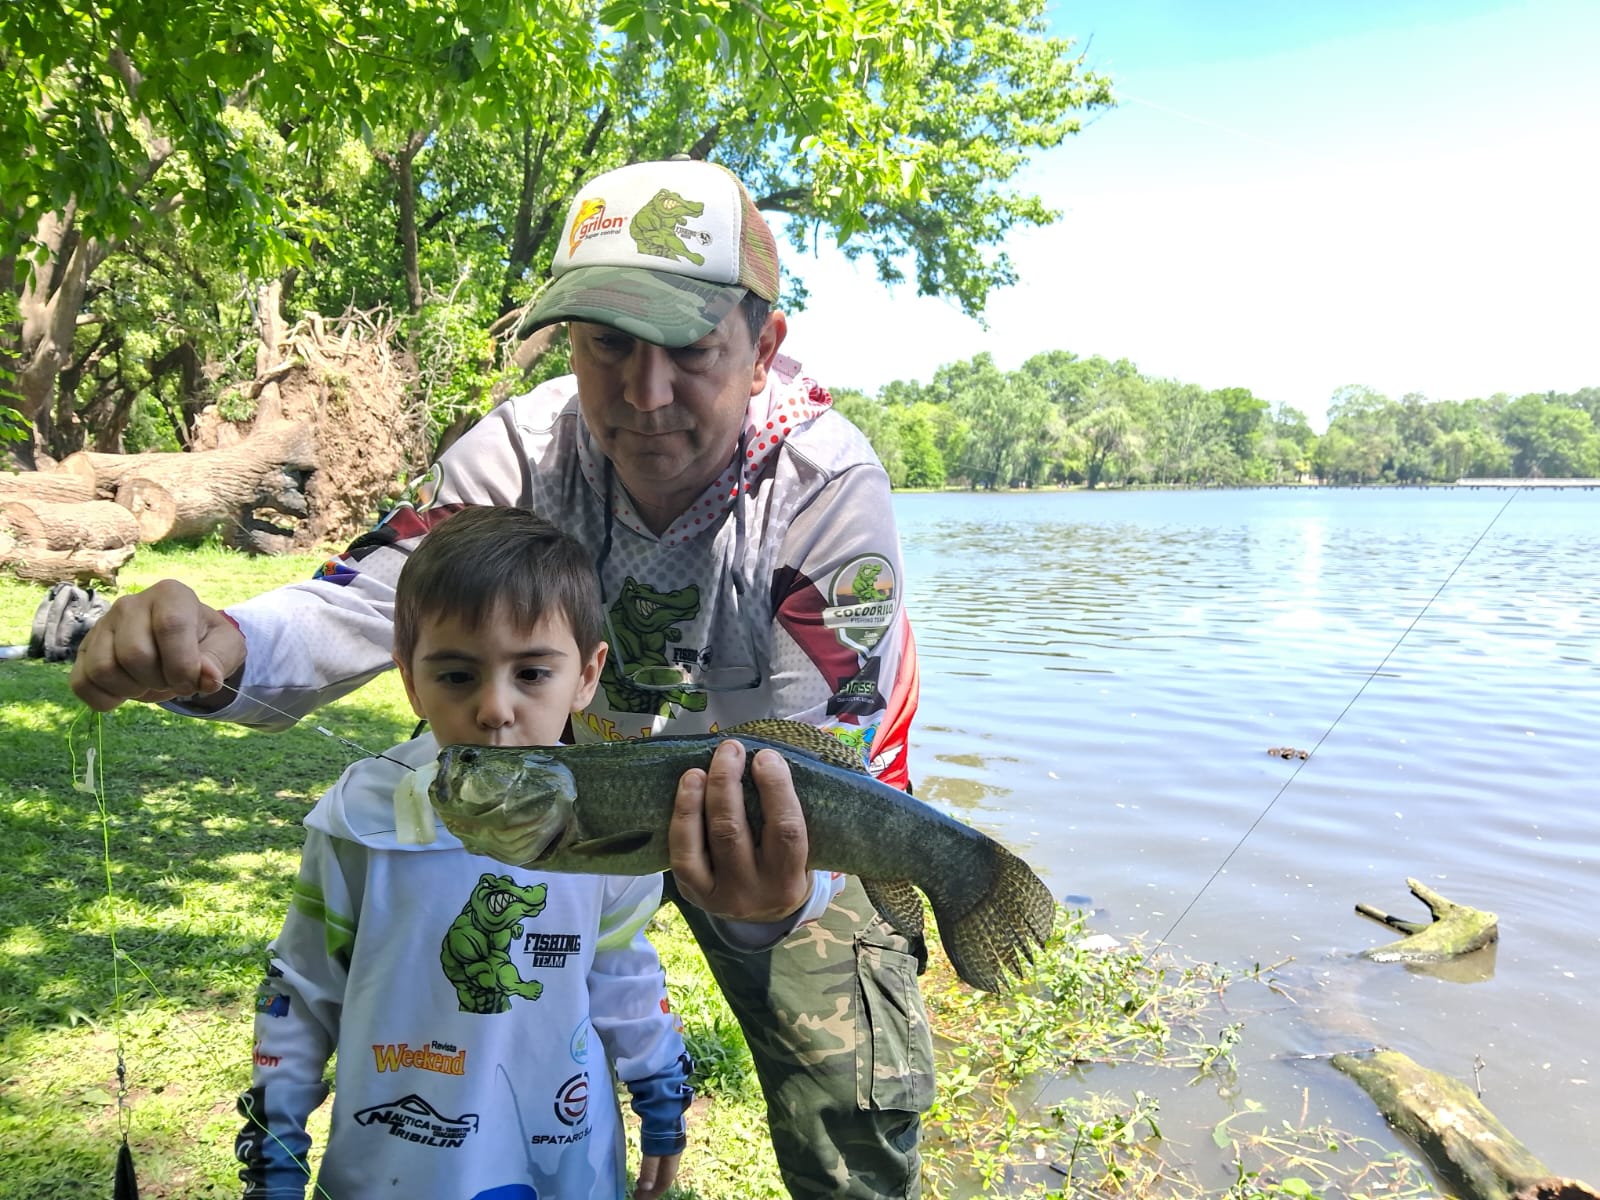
[668,765,712,897]
[70,607,165,711]
[700,739,755,868]
[748,748,809,917]
[69,580,238,710]
[146,586,211,695]
[750,747,808,872]
[670,741,810,921]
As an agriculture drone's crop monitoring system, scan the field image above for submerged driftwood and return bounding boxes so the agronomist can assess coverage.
[1356,877,1498,962]
[1332,1050,1598,1200]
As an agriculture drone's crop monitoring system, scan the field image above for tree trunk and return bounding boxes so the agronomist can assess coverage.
[251,279,292,426]
[0,470,96,504]
[1356,878,1499,962]
[0,499,140,551]
[15,209,104,446]
[56,449,175,498]
[1331,1050,1598,1200]
[0,542,137,586]
[376,130,432,315]
[113,420,316,543]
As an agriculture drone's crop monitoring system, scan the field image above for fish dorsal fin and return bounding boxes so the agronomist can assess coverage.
[726,718,867,775]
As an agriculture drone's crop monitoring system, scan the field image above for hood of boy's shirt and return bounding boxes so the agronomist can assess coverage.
[304,730,464,852]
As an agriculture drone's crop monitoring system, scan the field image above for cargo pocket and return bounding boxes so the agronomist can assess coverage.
[854,939,936,1113]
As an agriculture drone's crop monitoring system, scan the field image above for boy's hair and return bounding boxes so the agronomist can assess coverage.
[393,506,604,665]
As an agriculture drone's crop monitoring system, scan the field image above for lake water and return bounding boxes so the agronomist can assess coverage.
[893,487,1600,1183]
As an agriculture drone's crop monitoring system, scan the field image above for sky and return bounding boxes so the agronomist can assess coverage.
[779,0,1600,431]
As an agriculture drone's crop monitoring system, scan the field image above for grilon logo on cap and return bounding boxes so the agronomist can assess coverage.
[567,198,625,257]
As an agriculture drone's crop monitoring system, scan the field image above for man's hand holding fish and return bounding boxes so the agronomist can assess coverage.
[670,739,813,923]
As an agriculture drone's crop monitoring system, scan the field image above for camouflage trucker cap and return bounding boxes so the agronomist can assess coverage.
[519,158,781,348]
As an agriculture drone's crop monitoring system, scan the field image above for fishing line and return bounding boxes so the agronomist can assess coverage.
[67,712,137,1190]
[212,680,417,772]
[1148,486,1523,955]
[70,702,354,1198]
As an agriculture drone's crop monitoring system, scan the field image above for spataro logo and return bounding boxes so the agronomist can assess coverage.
[553,1072,588,1125]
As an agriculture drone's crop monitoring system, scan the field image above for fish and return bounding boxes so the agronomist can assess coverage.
[428,718,1057,992]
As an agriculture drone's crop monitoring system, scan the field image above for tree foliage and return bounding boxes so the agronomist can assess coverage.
[2,0,1112,459]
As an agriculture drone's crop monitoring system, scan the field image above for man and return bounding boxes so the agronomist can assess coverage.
[72,156,932,1198]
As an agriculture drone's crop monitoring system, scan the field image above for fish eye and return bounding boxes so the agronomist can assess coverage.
[459,747,480,765]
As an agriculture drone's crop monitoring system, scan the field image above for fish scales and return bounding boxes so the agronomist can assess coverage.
[431,719,1057,991]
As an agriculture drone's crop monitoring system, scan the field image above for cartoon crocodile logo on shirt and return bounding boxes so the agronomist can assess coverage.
[600,577,707,716]
[850,562,883,603]
[629,189,706,265]
[439,874,549,1014]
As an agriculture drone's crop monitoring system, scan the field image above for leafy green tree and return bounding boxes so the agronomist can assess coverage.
[1213,386,1268,470]
[4,0,1113,455]
[832,388,905,485]
[788,0,1113,314]
[895,403,947,488]
[1568,387,1600,430]
[1320,385,1400,483]
[1075,375,1147,488]
[1265,403,1315,482]
[922,353,1052,487]
[1142,380,1221,484]
[1499,393,1600,477]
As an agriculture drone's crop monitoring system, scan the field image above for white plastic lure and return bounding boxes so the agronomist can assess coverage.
[393,758,439,845]
[73,747,98,794]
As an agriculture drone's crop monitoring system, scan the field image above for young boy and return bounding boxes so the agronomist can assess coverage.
[235,506,691,1200]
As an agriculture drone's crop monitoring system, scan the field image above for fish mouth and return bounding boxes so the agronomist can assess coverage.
[429,745,577,866]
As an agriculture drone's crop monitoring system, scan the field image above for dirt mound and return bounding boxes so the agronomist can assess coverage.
[193,309,431,551]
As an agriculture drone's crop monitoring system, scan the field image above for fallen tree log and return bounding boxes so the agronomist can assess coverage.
[112,421,316,544]
[0,499,140,551]
[57,449,175,499]
[1,543,137,586]
[1356,877,1498,962]
[1332,1050,1597,1200]
[0,470,96,505]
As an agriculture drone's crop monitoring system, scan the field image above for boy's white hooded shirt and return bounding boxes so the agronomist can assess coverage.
[236,733,689,1200]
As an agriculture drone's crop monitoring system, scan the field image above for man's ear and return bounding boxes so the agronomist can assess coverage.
[573,642,607,712]
[394,652,427,720]
[748,310,788,397]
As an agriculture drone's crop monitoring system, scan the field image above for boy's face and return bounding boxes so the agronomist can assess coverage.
[395,601,605,747]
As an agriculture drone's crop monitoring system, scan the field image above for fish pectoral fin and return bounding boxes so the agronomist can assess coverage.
[567,830,656,857]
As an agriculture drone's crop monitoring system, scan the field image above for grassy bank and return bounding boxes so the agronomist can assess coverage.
[0,549,1429,1199]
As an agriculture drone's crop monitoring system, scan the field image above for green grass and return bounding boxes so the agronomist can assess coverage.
[0,549,1430,1199]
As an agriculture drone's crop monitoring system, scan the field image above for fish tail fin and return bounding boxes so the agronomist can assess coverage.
[862,878,926,946]
[933,844,1057,992]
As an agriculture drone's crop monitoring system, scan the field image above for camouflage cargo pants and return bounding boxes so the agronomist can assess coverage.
[666,873,935,1199]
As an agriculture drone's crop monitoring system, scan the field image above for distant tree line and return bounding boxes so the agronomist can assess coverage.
[832,352,1600,488]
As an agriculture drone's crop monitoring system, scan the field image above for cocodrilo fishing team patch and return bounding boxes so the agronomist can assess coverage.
[822,555,898,654]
